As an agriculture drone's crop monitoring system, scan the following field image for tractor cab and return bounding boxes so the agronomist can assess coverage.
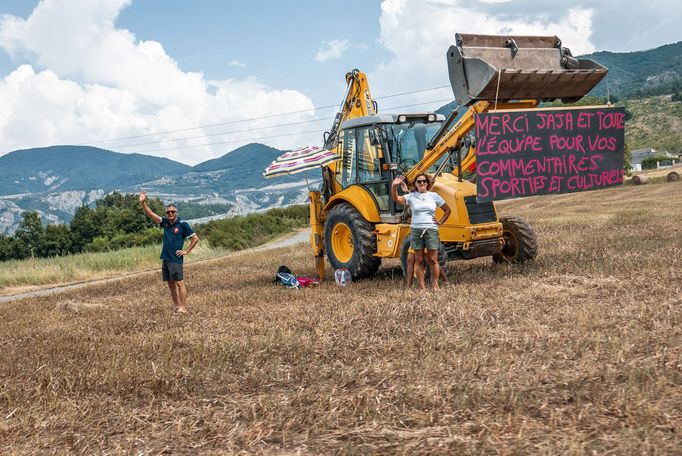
[331,113,445,220]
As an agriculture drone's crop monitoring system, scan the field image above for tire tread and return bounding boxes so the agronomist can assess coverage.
[324,203,381,278]
[493,215,538,264]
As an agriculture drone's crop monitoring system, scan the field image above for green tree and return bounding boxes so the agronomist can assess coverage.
[92,206,119,240]
[14,212,44,258]
[117,206,149,233]
[96,191,127,209]
[623,143,632,175]
[96,191,163,234]
[70,205,99,252]
[69,192,165,253]
[39,224,73,257]
[0,234,22,261]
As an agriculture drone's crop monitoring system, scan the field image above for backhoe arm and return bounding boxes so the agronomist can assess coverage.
[406,100,538,181]
[313,70,378,280]
[323,69,377,150]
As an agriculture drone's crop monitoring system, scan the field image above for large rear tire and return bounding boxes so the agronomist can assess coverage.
[324,203,381,279]
[492,216,538,264]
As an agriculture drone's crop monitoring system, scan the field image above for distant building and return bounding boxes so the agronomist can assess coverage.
[630,148,677,171]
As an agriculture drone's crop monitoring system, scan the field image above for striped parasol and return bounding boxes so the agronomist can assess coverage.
[263,145,340,179]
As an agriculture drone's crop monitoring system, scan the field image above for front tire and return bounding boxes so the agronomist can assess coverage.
[492,216,538,264]
[324,203,381,279]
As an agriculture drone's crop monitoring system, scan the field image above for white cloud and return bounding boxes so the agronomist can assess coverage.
[315,39,350,62]
[0,0,316,165]
[228,59,245,68]
[371,0,597,110]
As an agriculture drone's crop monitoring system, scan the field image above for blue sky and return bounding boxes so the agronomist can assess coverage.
[115,1,391,103]
[0,1,390,104]
[0,0,679,165]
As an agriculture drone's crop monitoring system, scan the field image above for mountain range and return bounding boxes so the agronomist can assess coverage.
[0,143,317,233]
[0,40,680,234]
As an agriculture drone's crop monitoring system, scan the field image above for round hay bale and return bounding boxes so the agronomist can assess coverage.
[632,175,649,185]
[667,171,680,182]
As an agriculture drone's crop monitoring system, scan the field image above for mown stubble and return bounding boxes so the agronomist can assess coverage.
[0,182,680,454]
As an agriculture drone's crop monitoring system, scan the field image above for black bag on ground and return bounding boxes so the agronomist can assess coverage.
[273,265,300,289]
[273,265,292,282]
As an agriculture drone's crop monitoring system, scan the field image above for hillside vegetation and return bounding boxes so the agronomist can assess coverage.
[542,94,682,155]
[625,95,682,153]
[0,181,680,453]
[0,146,190,196]
[583,41,682,97]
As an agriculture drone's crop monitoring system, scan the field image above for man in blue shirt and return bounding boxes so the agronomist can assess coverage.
[139,192,199,314]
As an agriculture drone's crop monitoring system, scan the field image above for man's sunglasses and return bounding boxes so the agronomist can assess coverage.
[165,210,176,214]
[415,179,428,184]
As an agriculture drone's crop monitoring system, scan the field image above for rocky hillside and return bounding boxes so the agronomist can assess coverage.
[0,144,317,234]
[0,146,191,196]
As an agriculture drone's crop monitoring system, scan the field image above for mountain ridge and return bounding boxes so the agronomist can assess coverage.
[0,143,314,234]
[0,145,191,196]
[580,41,682,97]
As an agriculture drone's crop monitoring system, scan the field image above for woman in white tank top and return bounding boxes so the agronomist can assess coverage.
[391,173,451,290]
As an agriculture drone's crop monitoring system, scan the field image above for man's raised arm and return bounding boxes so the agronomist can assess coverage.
[139,191,161,225]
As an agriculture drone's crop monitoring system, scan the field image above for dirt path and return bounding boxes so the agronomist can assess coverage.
[0,229,309,304]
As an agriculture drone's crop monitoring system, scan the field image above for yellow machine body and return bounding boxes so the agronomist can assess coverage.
[309,34,608,279]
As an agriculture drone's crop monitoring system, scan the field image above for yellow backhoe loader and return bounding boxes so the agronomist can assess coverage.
[309,33,608,279]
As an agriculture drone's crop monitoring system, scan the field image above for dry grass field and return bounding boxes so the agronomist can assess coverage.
[0,243,229,296]
[1,182,680,454]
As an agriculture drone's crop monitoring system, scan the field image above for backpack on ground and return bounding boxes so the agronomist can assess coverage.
[274,265,300,289]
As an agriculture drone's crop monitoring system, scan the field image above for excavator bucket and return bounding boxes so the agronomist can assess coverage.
[447,33,607,106]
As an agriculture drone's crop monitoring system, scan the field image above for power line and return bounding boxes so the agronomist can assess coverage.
[134,129,327,154]
[382,98,454,113]
[112,117,335,150]
[79,106,336,146]
[126,97,454,155]
[113,92,454,150]
[79,85,452,146]
[373,86,450,100]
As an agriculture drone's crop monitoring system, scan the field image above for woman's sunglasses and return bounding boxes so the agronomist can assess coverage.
[415,179,428,184]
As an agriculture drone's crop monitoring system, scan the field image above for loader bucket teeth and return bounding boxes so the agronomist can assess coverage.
[447,33,608,106]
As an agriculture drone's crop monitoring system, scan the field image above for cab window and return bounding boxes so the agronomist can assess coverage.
[337,129,356,188]
[357,127,381,183]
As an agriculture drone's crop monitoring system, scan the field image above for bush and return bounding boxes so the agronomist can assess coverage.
[85,228,163,253]
[1,197,310,263]
[198,205,309,250]
[641,155,674,170]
